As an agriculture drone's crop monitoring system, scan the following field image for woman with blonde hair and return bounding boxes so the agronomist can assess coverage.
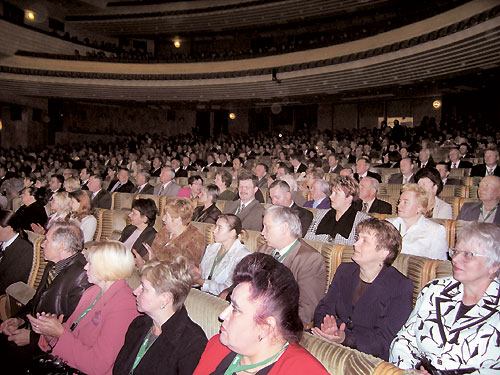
[386,184,447,260]
[64,177,82,193]
[69,189,97,243]
[31,191,72,234]
[113,256,207,375]
[29,241,139,375]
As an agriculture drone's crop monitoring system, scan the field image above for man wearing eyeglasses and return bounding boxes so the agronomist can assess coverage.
[457,176,500,224]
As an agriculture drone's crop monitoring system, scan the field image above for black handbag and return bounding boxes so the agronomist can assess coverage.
[26,353,86,375]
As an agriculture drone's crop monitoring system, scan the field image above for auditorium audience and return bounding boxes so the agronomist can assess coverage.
[192,184,221,224]
[15,186,48,231]
[193,253,329,375]
[457,175,500,224]
[214,169,236,201]
[414,167,453,219]
[31,191,72,234]
[303,179,331,209]
[313,218,413,361]
[153,167,181,196]
[69,189,97,242]
[193,214,250,296]
[177,175,203,199]
[390,222,500,373]
[357,177,392,215]
[89,175,112,209]
[470,148,500,177]
[108,167,135,193]
[119,198,158,257]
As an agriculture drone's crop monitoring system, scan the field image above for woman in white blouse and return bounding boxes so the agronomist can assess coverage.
[387,184,448,260]
[192,214,250,296]
[69,189,97,243]
[414,167,452,219]
[31,191,72,234]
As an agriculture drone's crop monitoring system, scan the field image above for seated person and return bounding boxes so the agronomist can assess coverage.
[436,162,462,186]
[31,191,72,234]
[414,167,452,219]
[30,241,138,375]
[470,148,500,177]
[357,177,392,215]
[386,184,448,260]
[150,198,205,267]
[457,175,500,224]
[303,179,331,209]
[388,158,416,184]
[214,170,235,201]
[0,211,33,295]
[192,184,221,224]
[390,222,500,374]
[313,218,413,361]
[107,167,135,193]
[305,176,370,245]
[69,189,97,243]
[119,198,158,257]
[193,253,329,375]
[192,214,250,296]
[113,256,207,375]
[15,186,48,231]
[177,175,203,199]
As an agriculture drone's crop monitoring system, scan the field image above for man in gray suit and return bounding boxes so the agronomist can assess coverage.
[388,158,415,184]
[257,206,326,325]
[457,176,500,224]
[153,167,181,196]
[223,171,265,231]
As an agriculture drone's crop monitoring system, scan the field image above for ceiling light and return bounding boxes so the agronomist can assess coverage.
[25,10,35,21]
[174,40,181,48]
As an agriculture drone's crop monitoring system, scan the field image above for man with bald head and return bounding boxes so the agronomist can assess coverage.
[457,176,500,224]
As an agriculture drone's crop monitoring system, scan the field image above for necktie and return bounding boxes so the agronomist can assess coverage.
[159,184,165,195]
[452,163,457,169]
[362,202,369,213]
[273,251,281,260]
[403,176,408,184]
[236,203,245,215]
[487,168,494,176]
[46,266,57,288]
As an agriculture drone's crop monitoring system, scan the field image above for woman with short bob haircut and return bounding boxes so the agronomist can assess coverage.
[193,253,329,375]
[31,241,139,375]
[192,183,221,224]
[69,189,97,243]
[313,218,413,360]
[113,256,207,375]
[414,167,452,219]
[119,198,158,257]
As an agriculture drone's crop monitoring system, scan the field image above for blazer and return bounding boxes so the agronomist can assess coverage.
[303,197,331,209]
[447,160,473,169]
[0,235,33,294]
[151,224,205,266]
[107,179,136,193]
[194,335,329,375]
[431,197,453,220]
[294,163,307,173]
[324,164,343,174]
[91,189,112,209]
[119,225,157,257]
[368,198,392,215]
[175,168,188,178]
[113,307,207,375]
[388,173,415,184]
[354,171,382,183]
[314,263,413,361]
[457,202,500,224]
[386,216,448,260]
[290,203,313,237]
[390,277,500,373]
[200,239,250,295]
[134,183,154,195]
[192,204,222,225]
[223,199,265,232]
[257,239,326,325]
[15,202,48,232]
[470,163,500,177]
[150,167,162,177]
[153,181,181,196]
[39,280,139,375]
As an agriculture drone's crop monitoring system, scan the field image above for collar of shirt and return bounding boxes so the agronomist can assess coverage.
[2,233,19,249]
[92,189,101,198]
[53,252,79,275]
[364,197,376,211]
[275,239,299,260]
[241,198,254,208]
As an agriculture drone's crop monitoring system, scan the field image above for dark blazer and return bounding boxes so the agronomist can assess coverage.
[457,202,500,224]
[388,173,416,184]
[175,168,188,178]
[135,183,155,195]
[150,167,162,177]
[15,202,48,232]
[223,199,265,232]
[470,164,500,177]
[303,197,331,209]
[324,164,343,174]
[192,204,222,225]
[368,198,392,215]
[418,159,436,169]
[447,160,473,169]
[81,180,89,190]
[354,171,382,183]
[291,203,313,237]
[91,189,112,209]
[295,163,307,173]
[313,263,413,360]
[0,236,33,294]
[118,225,157,257]
[107,179,136,193]
[113,307,207,375]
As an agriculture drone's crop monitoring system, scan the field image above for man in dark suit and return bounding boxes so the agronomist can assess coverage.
[436,162,462,186]
[257,206,326,325]
[417,148,436,169]
[223,171,265,231]
[269,180,313,237]
[324,154,343,174]
[172,159,188,178]
[470,148,500,177]
[354,157,381,183]
[134,171,154,195]
[107,167,135,193]
[388,158,416,184]
[88,175,112,209]
[358,177,392,215]
[447,148,472,169]
[150,157,163,177]
[79,168,90,190]
[254,163,268,189]
[49,174,65,194]
[290,154,307,174]
[0,222,91,371]
[201,154,219,172]
[457,176,500,224]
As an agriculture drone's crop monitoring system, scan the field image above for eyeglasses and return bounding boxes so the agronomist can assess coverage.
[448,248,490,262]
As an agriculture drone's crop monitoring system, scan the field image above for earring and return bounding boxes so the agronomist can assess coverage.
[160,304,165,309]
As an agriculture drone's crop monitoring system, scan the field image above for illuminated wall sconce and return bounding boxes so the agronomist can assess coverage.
[25,10,35,20]
[0,120,3,130]
[433,100,442,109]
[174,40,181,48]
[229,113,236,120]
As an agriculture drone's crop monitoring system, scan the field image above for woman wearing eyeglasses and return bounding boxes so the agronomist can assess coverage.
[390,222,500,374]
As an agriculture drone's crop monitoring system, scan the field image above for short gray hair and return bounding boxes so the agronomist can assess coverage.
[363,176,379,191]
[137,170,151,180]
[162,167,175,178]
[49,221,84,254]
[265,206,302,239]
[90,175,103,187]
[457,222,500,272]
[314,179,330,196]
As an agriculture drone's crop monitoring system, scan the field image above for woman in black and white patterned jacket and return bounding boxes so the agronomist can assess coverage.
[389,222,500,374]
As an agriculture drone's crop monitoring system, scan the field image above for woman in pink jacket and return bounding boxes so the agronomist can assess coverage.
[28,241,139,375]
